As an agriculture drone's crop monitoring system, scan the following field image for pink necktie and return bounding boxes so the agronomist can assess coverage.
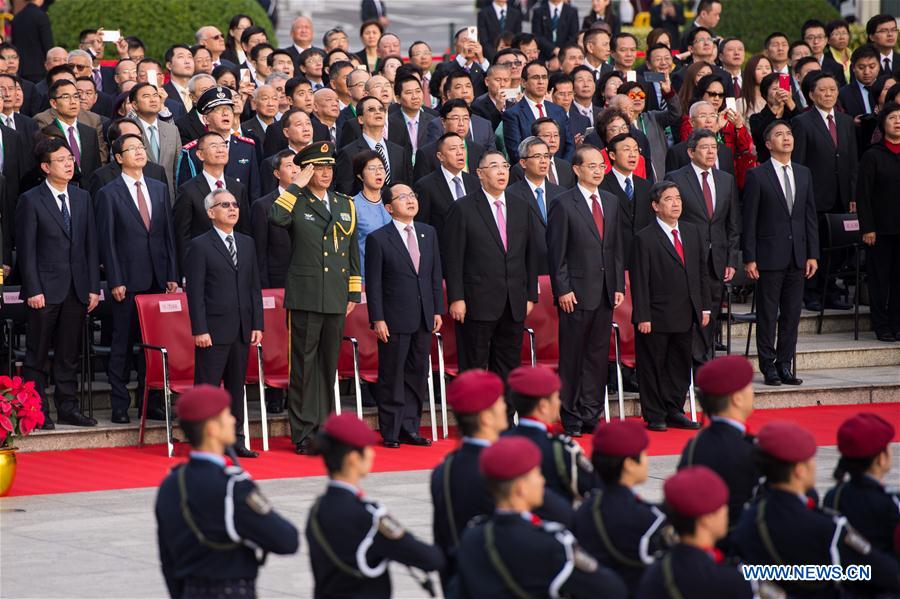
[494,200,508,250]
[135,181,151,230]
[405,225,420,272]
[407,119,418,154]
[67,126,82,167]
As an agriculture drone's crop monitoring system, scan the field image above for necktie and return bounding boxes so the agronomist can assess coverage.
[535,187,547,223]
[782,165,794,214]
[701,171,714,217]
[499,8,506,30]
[452,175,465,200]
[547,163,557,185]
[624,177,633,201]
[215,180,224,189]
[67,126,82,168]
[58,193,71,233]
[375,142,391,183]
[135,181,151,230]
[536,102,545,118]
[404,225,420,272]
[226,234,237,267]
[884,57,892,73]
[3,114,13,130]
[180,89,193,111]
[590,194,604,240]
[551,7,560,42]
[148,125,160,162]
[321,192,331,213]
[494,199,508,250]
[407,119,418,154]
[733,77,742,98]
[92,68,102,91]
[827,114,838,146]
[672,229,684,264]
[329,125,336,143]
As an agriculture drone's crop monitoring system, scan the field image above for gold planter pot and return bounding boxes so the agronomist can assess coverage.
[0,447,17,496]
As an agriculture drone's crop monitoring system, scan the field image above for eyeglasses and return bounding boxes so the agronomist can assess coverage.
[627,90,646,100]
[52,93,82,102]
[704,91,726,98]
[364,165,386,173]
[804,34,826,42]
[527,74,549,81]
[212,201,239,209]
[579,162,606,171]
[875,27,898,35]
[199,142,228,151]
[498,60,523,67]
[444,115,470,123]
[693,37,714,44]
[365,106,386,113]
[208,34,225,41]
[49,155,76,164]
[121,144,146,153]
[393,192,418,201]
[72,64,92,71]
[524,153,551,160]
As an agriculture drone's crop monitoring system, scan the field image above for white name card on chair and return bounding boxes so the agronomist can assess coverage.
[3,292,23,304]
[843,220,859,232]
[262,296,276,310]
[158,300,182,313]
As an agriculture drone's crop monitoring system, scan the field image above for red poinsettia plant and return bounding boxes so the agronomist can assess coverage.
[0,375,45,448]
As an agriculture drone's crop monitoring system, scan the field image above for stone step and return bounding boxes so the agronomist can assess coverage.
[724,305,870,338]
[734,331,900,371]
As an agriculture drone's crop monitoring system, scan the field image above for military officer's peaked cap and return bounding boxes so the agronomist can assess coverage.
[197,86,235,114]
[664,466,729,518]
[294,141,336,166]
[323,413,379,449]
[175,385,231,422]
[480,436,542,481]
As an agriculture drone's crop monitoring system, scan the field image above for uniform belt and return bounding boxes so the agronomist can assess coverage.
[182,577,256,598]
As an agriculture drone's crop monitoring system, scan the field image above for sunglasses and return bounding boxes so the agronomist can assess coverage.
[627,90,646,100]
[705,91,726,99]
[213,201,240,209]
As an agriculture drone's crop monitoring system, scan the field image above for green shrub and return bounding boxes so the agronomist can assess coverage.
[48,0,275,63]
[716,0,839,55]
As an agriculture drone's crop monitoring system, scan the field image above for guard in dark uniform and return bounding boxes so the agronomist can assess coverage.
[678,355,758,536]
[176,86,261,199]
[574,420,667,595]
[306,413,445,598]
[825,414,899,558]
[452,436,628,598]
[269,142,361,454]
[733,421,900,598]
[154,386,299,598]
[504,366,597,505]
[637,466,756,599]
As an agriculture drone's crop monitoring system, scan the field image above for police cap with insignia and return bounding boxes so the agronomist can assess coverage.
[664,466,729,518]
[294,141,336,166]
[592,420,649,457]
[446,369,504,415]
[757,421,816,463]
[175,384,231,422]
[696,355,753,396]
[479,436,542,481]
[507,366,561,398]
[323,412,379,449]
[196,85,235,114]
[837,413,894,459]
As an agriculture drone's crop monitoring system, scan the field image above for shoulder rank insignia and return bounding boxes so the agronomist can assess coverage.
[304,213,315,221]
[233,134,256,145]
[182,139,199,150]
[245,489,272,515]
[378,513,406,540]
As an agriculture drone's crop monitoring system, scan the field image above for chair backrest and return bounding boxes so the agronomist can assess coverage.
[256,288,289,386]
[824,213,862,250]
[338,300,379,379]
[431,286,458,374]
[0,285,28,329]
[134,293,195,389]
[526,276,560,366]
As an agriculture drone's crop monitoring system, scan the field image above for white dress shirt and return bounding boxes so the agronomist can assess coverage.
[483,189,507,231]
[212,225,237,257]
[611,167,633,196]
[455,53,490,71]
[526,177,546,198]
[525,96,549,120]
[392,219,417,254]
[691,162,717,210]
[46,182,69,212]
[493,2,507,21]
[121,172,152,219]
[770,156,795,201]
[815,105,836,131]
[362,133,392,173]
[202,169,226,190]
[442,165,466,198]
[577,183,602,214]
[855,80,873,114]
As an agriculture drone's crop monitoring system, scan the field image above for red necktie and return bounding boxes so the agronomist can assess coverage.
[590,194,604,240]
[536,102,545,118]
[732,77,741,98]
[827,114,838,147]
[216,180,224,189]
[135,181,151,230]
[672,229,685,264]
[701,171,714,218]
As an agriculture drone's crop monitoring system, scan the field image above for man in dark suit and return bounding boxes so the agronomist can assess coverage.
[360,0,388,24]
[631,181,710,432]
[86,118,169,199]
[478,0,524,61]
[443,150,538,415]
[413,132,481,241]
[511,117,577,189]
[470,65,509,131]
[10,0,53,83]
[547,145,625,436]
[422,73,496,150]
[334,96,412,196]
[507,136,564,274]
[365,183,444,448]
[185,187,263,458]
[531,0,579,60]
[665,129,740,364]
[742,121,819,386]
[95,133,179,424]
[46,79,102,186]
[430,30,489,99]
[174,132,252,271]
[174,73,216,144]
[415,99,487,181]
[0,119,24,267]
[600,133,653,270]
[649,0,686,47]
[389,75,435,160]
[503,62,573,163]
[837,44,881,118]
[16,137,100,428]
[866,13,900,76]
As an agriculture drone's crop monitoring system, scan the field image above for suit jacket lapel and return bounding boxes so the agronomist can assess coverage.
[572,189,601,242]
[116,177,148,230]
[475,191,506,252]
[763,160,792,217]
[40,184,71,237]
[386,223,418,274]
[655,222,683,267]
[209,229,237,270]
[680,169,708,220]
[712,169,729,217]
[810,111,837,147]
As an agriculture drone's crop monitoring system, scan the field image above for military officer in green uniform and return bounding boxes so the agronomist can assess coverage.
[269,141,361,455]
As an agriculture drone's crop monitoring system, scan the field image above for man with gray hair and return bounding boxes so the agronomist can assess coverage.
[184,186,263,458]
[243,84,279,143]
[175,73,216,144]
[665,101,736,175]
[195,26,231,68]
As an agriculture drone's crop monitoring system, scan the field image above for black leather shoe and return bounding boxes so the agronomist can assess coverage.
[647,421,668,432]
[400,434,432,447]
[145,406,167,421]
[564,429,583,438]
[776,367,803,385]
[266,401,284,414]
[804,299,824,312]
[39,418,55,431]
[715,341,727,352]
[111,410,130,424]
[383,440,400,449]
[825,298,851,310]
[875,332,896,342]
[234,445,259,458]
[57,411,97,427]
[667,414,700,430]
[295,439,312,455]
[763,371,782,386]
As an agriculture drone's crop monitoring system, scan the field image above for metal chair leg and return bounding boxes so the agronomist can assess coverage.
[256,344,269,451]
[688,367,697,423]
[526,327,535,366]
[333,370,341,415]
[435,332,448,438]
[427,356,437,442]
[612,323,624,421]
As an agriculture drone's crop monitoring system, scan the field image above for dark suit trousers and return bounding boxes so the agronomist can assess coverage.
[558,300,613,432]
[23,287,86,417]
[108,288,161,412]
[194,341,249,441]
[694,257,724,363]
[867,234,900,336]
[635,329,692,424]
[288,309,345,444]
[375,324,431,442]
[756,265,804,373]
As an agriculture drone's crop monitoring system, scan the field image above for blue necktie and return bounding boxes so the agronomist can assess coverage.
[58,193,71,233]
[535,187,547,223]
[551,7,560,42]
[624,177,633,201]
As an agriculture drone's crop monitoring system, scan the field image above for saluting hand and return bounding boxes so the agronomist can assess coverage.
[292,164,315,189]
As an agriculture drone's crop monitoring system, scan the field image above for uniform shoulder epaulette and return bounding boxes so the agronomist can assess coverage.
[182,139,199,150]
[332,190,353,201]
[539,520,566,533]
[233,133,256,145]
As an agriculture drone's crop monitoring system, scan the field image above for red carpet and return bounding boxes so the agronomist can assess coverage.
[4,403,898,497]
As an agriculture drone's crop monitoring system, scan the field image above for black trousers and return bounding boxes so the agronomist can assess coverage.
[194,341,249,442]
[287,309,345,445]
[375,324,431,442]
[756,264,804,373]
[558,299,613,432]
[635,328,692,424]
[867,233,900,336]
[694,257,724,364]
[107,288,161,412]
[23,287,86,418]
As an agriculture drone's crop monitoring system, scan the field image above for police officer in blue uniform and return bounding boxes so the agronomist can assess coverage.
[574,420,668,595]
[306,412,445,598]
[504,366,597,505]
[176,86,261,200]
[154,385,299,598]
[451,436,628,598]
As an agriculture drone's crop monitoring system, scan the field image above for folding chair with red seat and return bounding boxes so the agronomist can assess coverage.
[431,288,458,438]
[338,300,376,419]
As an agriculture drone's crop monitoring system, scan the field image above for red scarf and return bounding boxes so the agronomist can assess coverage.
[884,139,900,154]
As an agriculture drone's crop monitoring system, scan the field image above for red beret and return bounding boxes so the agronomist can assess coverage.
[696,355,754,396]
[592,420,649,457]
[323,413,379,449]
[664,466,729,518]
[757,421,816,463]
[507,366,561,398]
[479,436,542,481]
[837,413,895,458]
[447,370,504,415]
[175,385,231,422]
